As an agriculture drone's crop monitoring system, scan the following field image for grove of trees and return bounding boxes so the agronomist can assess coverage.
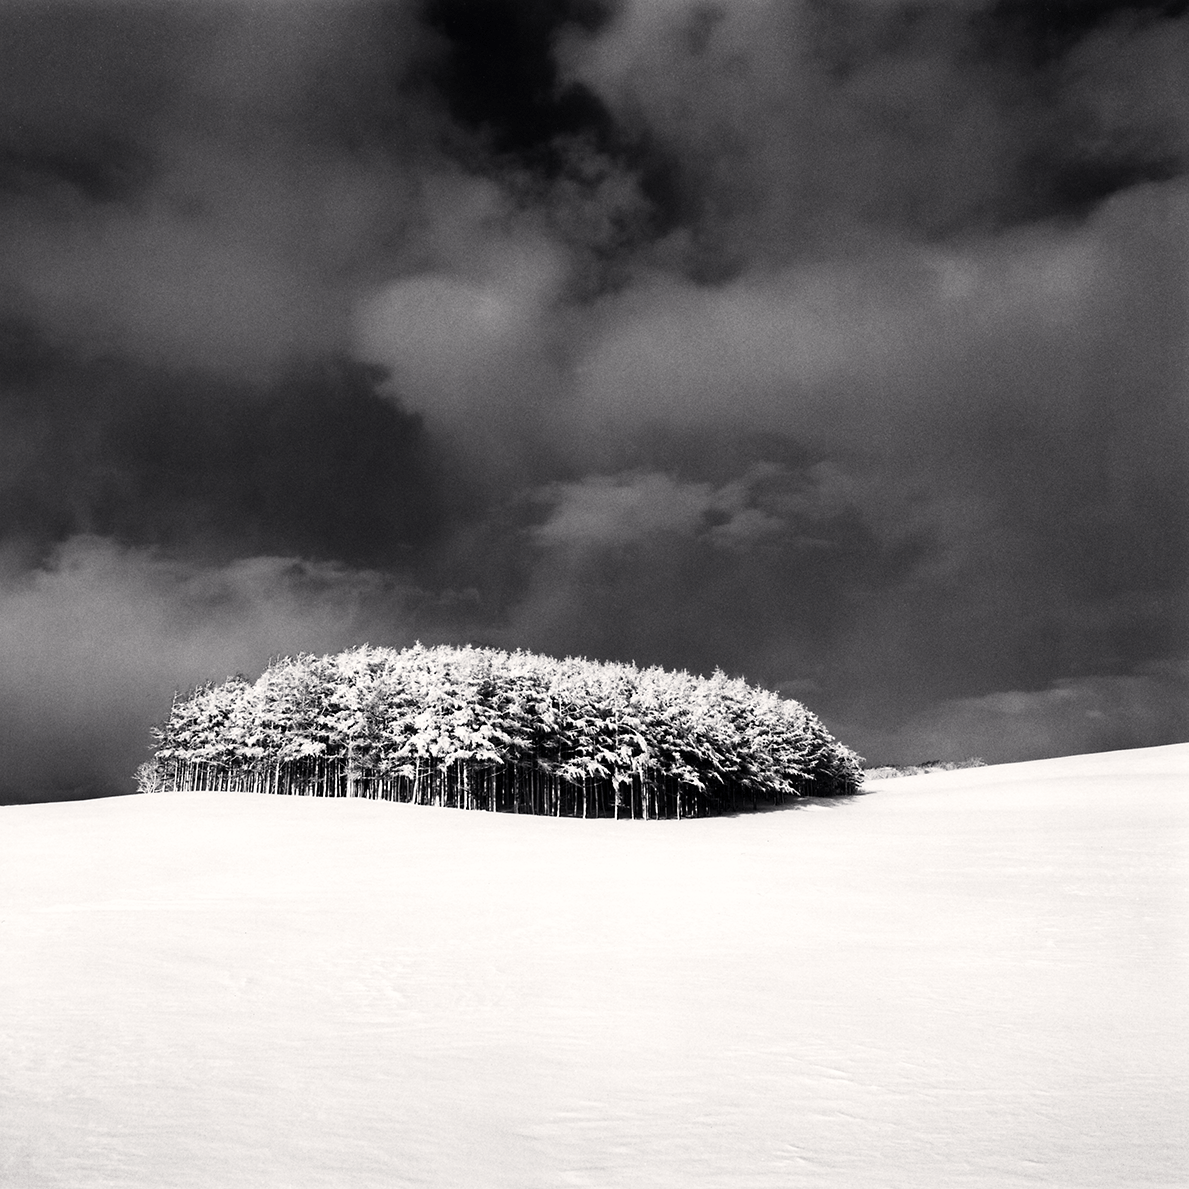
[143,644,864,818]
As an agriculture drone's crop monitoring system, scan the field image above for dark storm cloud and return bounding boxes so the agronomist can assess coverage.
[848,661,1189,766]
[0,1,435,373]
[0,331,447,566]
[2,0,1187,800]
[557,0,1189,261]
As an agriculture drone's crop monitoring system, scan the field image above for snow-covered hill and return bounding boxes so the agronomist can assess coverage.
[3,743,1186,1189]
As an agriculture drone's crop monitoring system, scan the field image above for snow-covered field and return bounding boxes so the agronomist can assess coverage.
[3,744,1186,1189]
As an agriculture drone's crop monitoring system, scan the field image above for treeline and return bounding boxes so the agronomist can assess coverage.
[864,758,987,780]
[143,644,864,818]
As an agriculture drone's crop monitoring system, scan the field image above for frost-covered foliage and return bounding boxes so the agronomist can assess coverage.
[147,644,863,817]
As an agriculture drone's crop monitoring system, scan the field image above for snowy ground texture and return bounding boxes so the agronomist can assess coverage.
[3,744,1187,1189]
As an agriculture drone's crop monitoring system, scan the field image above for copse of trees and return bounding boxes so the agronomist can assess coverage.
[142,644,863,818]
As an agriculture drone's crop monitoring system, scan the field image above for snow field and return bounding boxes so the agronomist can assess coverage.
[2,743,1187,1188]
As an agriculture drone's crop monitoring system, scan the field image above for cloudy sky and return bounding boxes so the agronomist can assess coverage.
[1,0,1186,802]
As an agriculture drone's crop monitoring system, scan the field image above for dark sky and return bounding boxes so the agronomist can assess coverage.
[2,0,1187,802]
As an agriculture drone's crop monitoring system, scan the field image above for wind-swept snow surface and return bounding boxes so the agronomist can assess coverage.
[3,744,1187,1189]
